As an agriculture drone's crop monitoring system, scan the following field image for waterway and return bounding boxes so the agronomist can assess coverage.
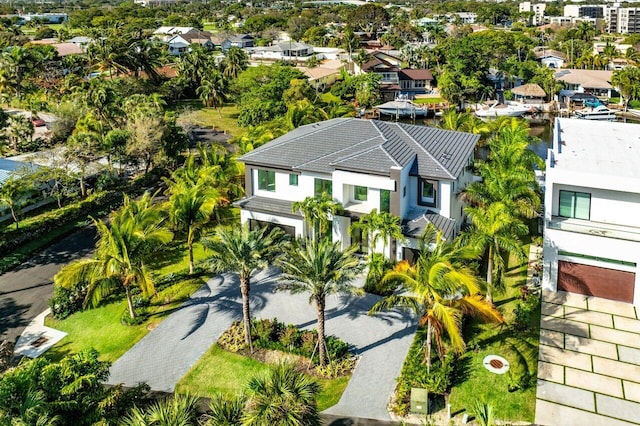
[378,114,639,162]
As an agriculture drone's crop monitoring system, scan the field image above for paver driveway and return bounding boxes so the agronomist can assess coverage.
[107,268,416,421]
[536,290,640,426]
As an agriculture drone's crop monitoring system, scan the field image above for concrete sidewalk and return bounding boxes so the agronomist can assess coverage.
[107,268,415,421]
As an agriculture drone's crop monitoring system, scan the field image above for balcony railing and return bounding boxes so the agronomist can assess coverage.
[547,216,640,243]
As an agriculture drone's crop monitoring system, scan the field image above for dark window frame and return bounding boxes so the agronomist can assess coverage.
[258,170,276,192]
[418,178,437,207]
[558,190,591,220]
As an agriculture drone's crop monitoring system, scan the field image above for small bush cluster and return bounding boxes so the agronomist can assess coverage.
[392,332,457,415]
[511,294,541,332]
[49,283,87,320]
[218,319,352,368]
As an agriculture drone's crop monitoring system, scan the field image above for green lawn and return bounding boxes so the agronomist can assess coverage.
[413,97,446,105]
[176,345,350,411]
[175,102,244,138]
[45,243,209,363]
[448,245,539,423]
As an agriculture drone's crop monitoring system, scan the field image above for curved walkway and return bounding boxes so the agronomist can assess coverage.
[107,268,415,421]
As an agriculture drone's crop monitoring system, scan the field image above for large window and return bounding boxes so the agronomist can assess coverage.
[354,186,368,202]
[258,170,276,192]
[419,179,437,207]
[380,189,390,213]
[559,190,591,220]
[314,178,332,196]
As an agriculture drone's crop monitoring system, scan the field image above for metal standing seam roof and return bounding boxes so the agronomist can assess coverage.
[239,118,478,180]
[233,196,301,218]
[403,209,456,241]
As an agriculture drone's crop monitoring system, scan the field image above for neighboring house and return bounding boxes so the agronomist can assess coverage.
[135,0,178,6]
[543,118,640,306]
[296,63,343,91]
[152,26,199,42]
[534,47,567,68]
[236,118,478,262]
[249,42,314,61]
[222,34,255,51]
[167,32,215,56]
[29,39,84,57]
[554,69,616,100]
[361,51,434,101]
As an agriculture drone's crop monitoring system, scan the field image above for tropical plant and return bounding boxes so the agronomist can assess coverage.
[122,393,200,426]
[473,400,495,426]
[278,239,363,366]
[202,225,285,351]
[349,208,404,256]
[612,66,640,111]
[292,194,342,241]
[223,46,249,79]
[197,70,228,117]
[206,393,246,426]
[464,202,528,303]
[54,193,172,319]
[242,363,321,426]
[370,226,503,370]
[0,172,35,229]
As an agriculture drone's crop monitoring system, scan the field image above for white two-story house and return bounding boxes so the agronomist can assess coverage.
[236,118,478,262]
[543,118,640,306]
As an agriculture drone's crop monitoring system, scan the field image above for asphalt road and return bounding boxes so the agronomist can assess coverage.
[0,226,96,344]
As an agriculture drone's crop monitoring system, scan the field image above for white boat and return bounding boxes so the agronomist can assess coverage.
[573,105,617,121]
[374,95,429,118]
[474,102,532,118]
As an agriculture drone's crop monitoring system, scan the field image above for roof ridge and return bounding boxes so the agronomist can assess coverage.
[395,123,456,179]
[331,144,400,168]
[296,130,384,169]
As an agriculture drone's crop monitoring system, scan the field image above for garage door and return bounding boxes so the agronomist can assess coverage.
[558,261,635,303]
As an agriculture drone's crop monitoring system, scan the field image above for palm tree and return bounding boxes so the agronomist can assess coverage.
[0,174,34,229]
[164,178,221,274]
[207,393,246,426]
[278,239,363,366]
[612,66,640,111]
[242,363,321,426]
[202,225,285,351]
[285,100,328,130]
[122,393,200,426]
[464,203,528,303]
[349,208,404,257]
[369,226,503,370]
[292,194,342,241]
[197,70,228,117]
[54,193,172,319]
[438,109,490,143]
[223,46,248,79]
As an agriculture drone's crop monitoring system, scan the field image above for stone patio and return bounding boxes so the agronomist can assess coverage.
[536,290,640,426]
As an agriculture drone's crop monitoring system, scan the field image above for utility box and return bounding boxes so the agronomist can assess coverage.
[410,388,429,414]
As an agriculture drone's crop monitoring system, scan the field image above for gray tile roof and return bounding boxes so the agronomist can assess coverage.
[239,118,478,180]
[233,196,301,218]
[0,159,40,186]
[403,208,456,241]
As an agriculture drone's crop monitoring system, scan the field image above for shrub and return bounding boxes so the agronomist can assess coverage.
[512,295,540,332]
[363,253,398,296]
[218,321,247,353]
[315,357,357,379]
[50,282,87,320]
[279,325,301,350]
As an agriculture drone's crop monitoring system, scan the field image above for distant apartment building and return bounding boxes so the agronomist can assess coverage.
[608,7,640,34]
[564,4,607,19]
[519,2,546,26]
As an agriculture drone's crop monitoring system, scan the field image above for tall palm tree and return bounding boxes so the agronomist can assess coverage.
[164,178,221,274]
[292,194,342,241]
[612,66,640,111]
[370,226,503,370]
[242,363,322,426]
[278,239,363,366]
[54,193,172,319]
[202,225,285,351]
[464,203,528,303]
[197,70,228,117]
[223,46,248,79]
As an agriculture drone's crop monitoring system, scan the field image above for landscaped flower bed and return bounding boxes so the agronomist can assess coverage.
[218,318,357,378]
